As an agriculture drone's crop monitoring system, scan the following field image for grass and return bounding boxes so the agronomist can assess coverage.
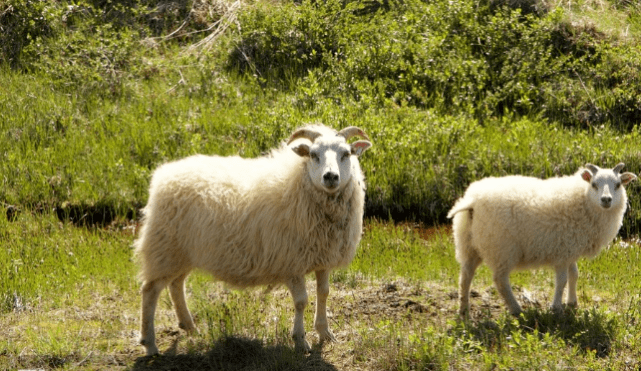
[3,214,641,370]
[0,213,139,369]
[553,0,641,41]
[3,71,641,229]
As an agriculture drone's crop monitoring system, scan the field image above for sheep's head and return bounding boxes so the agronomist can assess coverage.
[288,126,372,193]
[581,163,637,210]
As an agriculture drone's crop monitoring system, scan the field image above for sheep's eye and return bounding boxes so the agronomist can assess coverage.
[310,153,319,162]
[340,151,350,161]
[591,183,598,190]
[615,182,621,190]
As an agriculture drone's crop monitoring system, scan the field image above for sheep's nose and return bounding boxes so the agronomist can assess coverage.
[601,196,612,205]
[323,172,339,184]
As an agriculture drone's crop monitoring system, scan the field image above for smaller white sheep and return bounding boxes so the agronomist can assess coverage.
[447,163,636,316]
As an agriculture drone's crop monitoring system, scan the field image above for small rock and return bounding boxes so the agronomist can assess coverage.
[383,283,398,293]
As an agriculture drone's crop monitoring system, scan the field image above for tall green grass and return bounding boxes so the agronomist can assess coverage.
[3,69,641,231]
[0,211,137,313]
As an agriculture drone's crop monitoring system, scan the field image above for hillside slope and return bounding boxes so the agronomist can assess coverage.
[1,0,641,231]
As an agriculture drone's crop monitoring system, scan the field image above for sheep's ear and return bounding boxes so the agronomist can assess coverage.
[621,172,637,186]
[291,143,310,157]
[585,163,599,175]
[581,169,593,182]
[351,140,372,157]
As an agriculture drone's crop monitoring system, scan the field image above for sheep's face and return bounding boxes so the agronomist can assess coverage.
[581,163,636,210]
[292,136,371,194]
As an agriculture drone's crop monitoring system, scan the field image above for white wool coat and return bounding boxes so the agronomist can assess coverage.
[134,144,366,287]
[450,171,626,271]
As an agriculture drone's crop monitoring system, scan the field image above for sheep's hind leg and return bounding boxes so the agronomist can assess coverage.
[140,278,169,356]
[493,268,522,316]
[314,269,337,343]
[286,275,311,353]
[169,272,197,333]
[458,250,482,318]
[552,264,569,311]
[566,262,579,307]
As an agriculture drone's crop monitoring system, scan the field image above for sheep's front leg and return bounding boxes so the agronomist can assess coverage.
[566,262,579,307]
[314,269,337,343]
[286,275,311,353]
[493,269,522,316]
[552,264,569,311]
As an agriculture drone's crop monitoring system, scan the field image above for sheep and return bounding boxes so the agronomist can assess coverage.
[134,124,372,356]
[447,163,636,317]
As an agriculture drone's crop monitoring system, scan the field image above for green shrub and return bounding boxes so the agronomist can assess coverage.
[227,0,341,84]
[0,0,60,68]
[23,22,143,96]
[226,0,627,126]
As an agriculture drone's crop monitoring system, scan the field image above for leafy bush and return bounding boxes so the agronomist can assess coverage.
[227,0,341,84]
[541,41,641,131]
[226,0,624,125]
[0,0,60,68]
[23,22,143,96]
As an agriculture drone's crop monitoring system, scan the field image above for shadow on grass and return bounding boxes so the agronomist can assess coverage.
[460,307,616,358]
[130,336,338,371]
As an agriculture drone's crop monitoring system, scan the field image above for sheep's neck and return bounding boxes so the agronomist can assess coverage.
[305,175,355,227]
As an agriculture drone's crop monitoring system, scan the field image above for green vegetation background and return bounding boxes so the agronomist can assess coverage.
[2,0,641,232]
[3,1,641,369]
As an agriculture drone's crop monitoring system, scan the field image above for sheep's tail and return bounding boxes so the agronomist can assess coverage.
[447,197,474,219]
[448,197,477,264]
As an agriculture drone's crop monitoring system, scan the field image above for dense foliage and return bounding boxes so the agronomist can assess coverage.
[2,0,641,231]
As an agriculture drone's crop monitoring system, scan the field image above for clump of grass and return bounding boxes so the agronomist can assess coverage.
[453,307,617,357]
[0,211,137,313]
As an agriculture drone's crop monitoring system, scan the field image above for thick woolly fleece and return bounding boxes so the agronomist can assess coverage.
[134,125,370,356]
[448,165,634,315]
[449,172,625,268]
[135,139,366,288]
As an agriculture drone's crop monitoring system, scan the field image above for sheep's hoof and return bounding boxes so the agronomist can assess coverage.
[178,322,198,334]
[318,329,337,343]
[315,322,337,343]
[139,337,160,356]
[294,338,311,353]
[550,304,564,313]
[143,343,160,357]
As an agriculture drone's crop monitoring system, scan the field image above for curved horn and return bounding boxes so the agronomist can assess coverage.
[287,128,323,145]
[613,163,625,174]
[337,126,370,141]
[585,163,599,174]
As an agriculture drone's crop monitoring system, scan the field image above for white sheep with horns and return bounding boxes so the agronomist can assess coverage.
[134,124,372,356]
[447,163,636,317]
